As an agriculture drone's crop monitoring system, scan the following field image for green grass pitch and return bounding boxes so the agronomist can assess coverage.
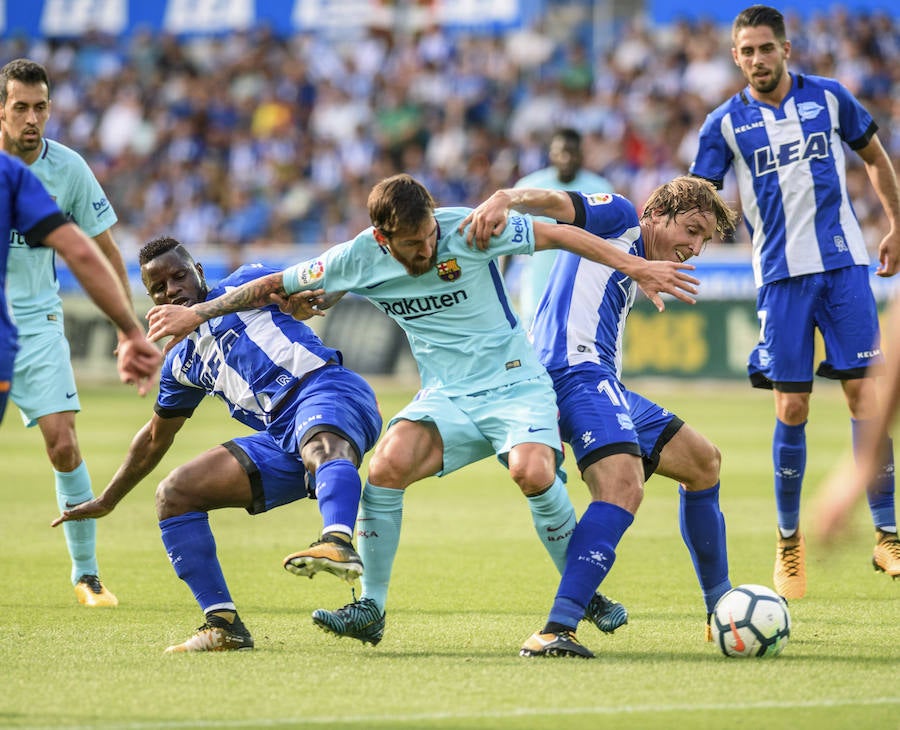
[3,379,898,729]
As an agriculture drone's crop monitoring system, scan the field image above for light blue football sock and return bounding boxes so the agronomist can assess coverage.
[358,482,404,613]
[679,483,731,613]
[526,475,577,574]
[773,419,806,534]
[55,461,98,584]
[851,420,897,532]
[314,458,362,537]
[548,501,633,629]
[160,512,234,614]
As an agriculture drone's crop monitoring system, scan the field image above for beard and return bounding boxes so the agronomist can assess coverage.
[750,63,784,94]
[400,250,438,277]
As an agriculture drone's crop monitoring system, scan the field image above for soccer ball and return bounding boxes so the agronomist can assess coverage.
[710,584,791,658]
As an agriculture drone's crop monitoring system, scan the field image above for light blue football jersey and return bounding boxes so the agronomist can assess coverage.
[283,207,543,397]
[530,192,642,379]
[0,153,67,378]
[157,265,342,432]
[690,73,872,287]
[7,139,118,332]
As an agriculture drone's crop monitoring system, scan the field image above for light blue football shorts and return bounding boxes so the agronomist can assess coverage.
[11,317,79,427]
[388,373,564,477]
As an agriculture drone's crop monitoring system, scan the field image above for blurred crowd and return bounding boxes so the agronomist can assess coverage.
[2,5,898,263]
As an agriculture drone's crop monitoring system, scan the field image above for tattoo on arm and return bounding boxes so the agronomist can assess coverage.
[193,274,286,319]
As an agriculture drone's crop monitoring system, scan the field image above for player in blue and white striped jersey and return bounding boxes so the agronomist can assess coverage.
[54,238,382,653]
[146,174,700,651]
[464,176,740,657]
[690,5,900,594]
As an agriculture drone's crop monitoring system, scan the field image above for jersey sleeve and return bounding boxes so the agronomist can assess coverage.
[282,240,360,294]
[825,78,877,150]
[690,111,733,188]
[66,155,117,238]
[153,349,204,418]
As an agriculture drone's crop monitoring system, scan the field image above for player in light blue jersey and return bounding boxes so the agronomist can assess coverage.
[690,6,900,593]
[146,174,700,651]
[54,238,382,652]
[0,154,157,425]
[1,59,138,608]
[464,176,740,657]
[513,128,613,326]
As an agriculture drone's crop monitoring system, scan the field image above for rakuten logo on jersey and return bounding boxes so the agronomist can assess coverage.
[753,132,829,176]
[378,290,469,320]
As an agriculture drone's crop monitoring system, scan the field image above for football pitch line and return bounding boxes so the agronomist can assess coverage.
[18,696,900,729]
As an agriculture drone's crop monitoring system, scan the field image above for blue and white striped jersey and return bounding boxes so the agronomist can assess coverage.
[530,192,641,379]
[283,207,544,397]
[690,73,874,287]
[156,264,341,430]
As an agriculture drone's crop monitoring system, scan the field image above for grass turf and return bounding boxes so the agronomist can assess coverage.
[2,379,898,729]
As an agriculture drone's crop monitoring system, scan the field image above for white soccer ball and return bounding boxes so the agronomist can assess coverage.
[710,584,791,658]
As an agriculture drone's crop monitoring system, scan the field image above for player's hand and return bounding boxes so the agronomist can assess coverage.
[147,304,202,354]
[875,228,900,277]
[116,332,162,396]
[632,260,699,311]
[270,289,327,320]
[51,497,113,526]
[459,191,513,250]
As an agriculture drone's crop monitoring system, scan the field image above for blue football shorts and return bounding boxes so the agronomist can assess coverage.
[11,317,80,427]
[748,265,880,392]
[268,364,383,465]
[552,364,682,480]
[222,433,308,515]
[389,373,564,477]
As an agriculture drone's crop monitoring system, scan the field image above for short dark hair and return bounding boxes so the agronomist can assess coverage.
[367,174,436,238]
[733,5,786,43]
[0,58,50,105]
[139,236,191,266]
[551,128,582,147]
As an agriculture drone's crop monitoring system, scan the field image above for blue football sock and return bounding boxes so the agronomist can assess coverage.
[548,501,633,629]
[773,419,806,534]
[55,461,98,584]
[679,483,731,613]
[358,482,404,613]
[314,458,362,537]
[526,475,577,574]
[851,419,897,531]
[159,512,234,614]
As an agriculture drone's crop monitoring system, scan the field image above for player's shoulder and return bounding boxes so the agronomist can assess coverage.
[436,206,471,229]
[795,72,853,99]
[41,138,90,168]
[514,167,554,188]
[578,192,638,230]
[223,262,281,287]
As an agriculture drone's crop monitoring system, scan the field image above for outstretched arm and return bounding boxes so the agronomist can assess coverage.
[47,223,161,394]
[147,271,287,351]
[460,188,576,249]
[532,220,699,312]
[51,414,186,525]
[815,299,900,542]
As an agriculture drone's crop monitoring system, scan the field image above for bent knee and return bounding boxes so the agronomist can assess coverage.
[155,469,193,520]
[683,442,722,491]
